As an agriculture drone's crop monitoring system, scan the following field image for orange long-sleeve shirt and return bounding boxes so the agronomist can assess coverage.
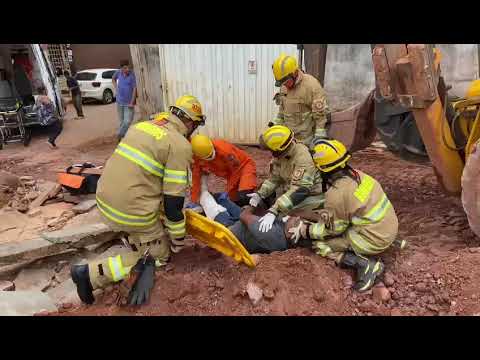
[191,139,257,203]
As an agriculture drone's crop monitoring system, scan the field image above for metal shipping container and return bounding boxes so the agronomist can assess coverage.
[159,44,297,144]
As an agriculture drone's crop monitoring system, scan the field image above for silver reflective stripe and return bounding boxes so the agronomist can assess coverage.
[97,199,156,226]
[352,195,392,226]
[116,144,165,177]
[348,229,386,255]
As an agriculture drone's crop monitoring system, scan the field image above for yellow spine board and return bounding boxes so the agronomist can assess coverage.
[185,210,256,268]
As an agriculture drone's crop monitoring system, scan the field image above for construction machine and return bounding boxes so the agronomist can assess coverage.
[301,44,480,238]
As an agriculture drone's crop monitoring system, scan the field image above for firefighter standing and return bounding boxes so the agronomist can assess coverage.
[70,95,206,306]
[247,125,323,232]
[270,53,330,147]
[190,135,257,207]
[289,139,399,292]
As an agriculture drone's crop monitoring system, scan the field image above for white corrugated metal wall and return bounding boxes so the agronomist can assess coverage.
[159,44,297,144]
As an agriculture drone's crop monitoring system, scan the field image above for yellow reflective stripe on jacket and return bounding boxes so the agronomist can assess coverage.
[333,220,349,234]
[135,121,167,141]
[309,222,326,240]
[352,194,392,226]
[164,168,188,185]
[108,255,127,282]
[277,193,294,212]
[96,196,157,227]
[348,229,388,255]
[258,180,277,197]
[354,175,375,203]
[115,142,165,177]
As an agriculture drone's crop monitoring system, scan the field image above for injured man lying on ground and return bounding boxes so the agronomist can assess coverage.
[193,174,398,292]
[192,174,310,253]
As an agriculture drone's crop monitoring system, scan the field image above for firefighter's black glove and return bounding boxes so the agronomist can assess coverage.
[128,256,156,306]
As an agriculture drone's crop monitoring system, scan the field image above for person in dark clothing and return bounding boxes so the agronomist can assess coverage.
[34,86,63,148]
[13,62,34,106]
[63,70,84,119]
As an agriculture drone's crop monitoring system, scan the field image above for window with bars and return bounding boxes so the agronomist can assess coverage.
[47,44,71,74]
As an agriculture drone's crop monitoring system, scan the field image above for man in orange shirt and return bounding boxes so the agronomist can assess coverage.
[190,135,257,206]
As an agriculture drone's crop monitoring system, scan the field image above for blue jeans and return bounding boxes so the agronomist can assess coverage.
[213,193,242,227]
[117,103,135,138]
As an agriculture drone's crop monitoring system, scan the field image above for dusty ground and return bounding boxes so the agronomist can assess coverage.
[2,102,480,316]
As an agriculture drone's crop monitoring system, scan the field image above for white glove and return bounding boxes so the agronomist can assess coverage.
[288,220,307,244]
[258,212,276,233]
[247,193,262,207]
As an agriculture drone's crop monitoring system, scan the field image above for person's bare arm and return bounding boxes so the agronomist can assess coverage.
[129,87,137,107]
[112,72,117,91]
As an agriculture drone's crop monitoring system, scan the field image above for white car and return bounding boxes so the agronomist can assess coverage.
[75,68,118,104]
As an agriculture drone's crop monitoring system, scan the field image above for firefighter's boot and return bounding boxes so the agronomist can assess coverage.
[71,264,95,304]
[340,252,384,292]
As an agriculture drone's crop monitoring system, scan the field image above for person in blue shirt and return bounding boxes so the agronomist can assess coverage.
[112,60,137,141]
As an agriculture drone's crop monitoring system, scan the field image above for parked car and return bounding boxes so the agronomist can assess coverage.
[75,68,117,104]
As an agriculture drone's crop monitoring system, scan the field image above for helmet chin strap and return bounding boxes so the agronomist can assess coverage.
[206,148,216,161]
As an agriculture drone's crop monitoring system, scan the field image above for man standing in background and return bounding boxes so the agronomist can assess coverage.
[64,70,84,119]
[112,60,137,141]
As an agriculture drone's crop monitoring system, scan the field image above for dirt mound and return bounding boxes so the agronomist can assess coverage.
[49,244,355,316]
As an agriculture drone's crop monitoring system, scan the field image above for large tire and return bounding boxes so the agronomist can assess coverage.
[102,89,114,105]
[461,140,480,238]
[23,128,31,147]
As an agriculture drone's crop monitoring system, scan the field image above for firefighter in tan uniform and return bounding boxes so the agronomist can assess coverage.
[70,95,207,306]
[270,53,330,147]
[246,125,324,232]
[288,139,399,292]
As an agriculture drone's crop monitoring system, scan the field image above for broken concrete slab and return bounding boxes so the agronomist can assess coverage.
[0,170,19,188]
[72,200,97,214]
[41,223,116,247]
[46,278,80,306]
[0,226,116,267]
[30,183,62,208]
[14,268,55,292]
[63,193,96,204]
[0,290,58,315]
[0,237,66,265]
[0,280,14,291]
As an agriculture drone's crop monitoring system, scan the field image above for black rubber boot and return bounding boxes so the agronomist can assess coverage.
[71,264,95,304]
[341,252,384,292]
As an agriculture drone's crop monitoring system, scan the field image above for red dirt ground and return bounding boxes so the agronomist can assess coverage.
[5,135,480,316]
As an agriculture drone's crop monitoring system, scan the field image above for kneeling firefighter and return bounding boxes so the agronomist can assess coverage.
[247,125,323,232]
[70,95,206,305]
[289,139,399,292]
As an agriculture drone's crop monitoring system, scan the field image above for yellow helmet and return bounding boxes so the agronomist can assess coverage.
[272,53,299,87]
[312,139,351,172]
[169,95,206,124]
[191,134,214,159]
[466,79,480,98]
[260,125,294,152]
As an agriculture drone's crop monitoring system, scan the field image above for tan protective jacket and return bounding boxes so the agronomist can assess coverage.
[257,142,323,215]
[272,71,329,145]
[96,113,192,238]
[308,170,398,255]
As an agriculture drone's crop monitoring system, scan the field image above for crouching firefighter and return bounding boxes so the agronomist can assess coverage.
[288,139,399,292]
[70,95,206,306]
[247,125,323,233]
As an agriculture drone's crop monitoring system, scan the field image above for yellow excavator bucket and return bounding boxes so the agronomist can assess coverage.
[185,209,256,268]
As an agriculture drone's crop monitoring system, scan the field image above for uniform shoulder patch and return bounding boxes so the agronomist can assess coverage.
[292,167,305,181]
